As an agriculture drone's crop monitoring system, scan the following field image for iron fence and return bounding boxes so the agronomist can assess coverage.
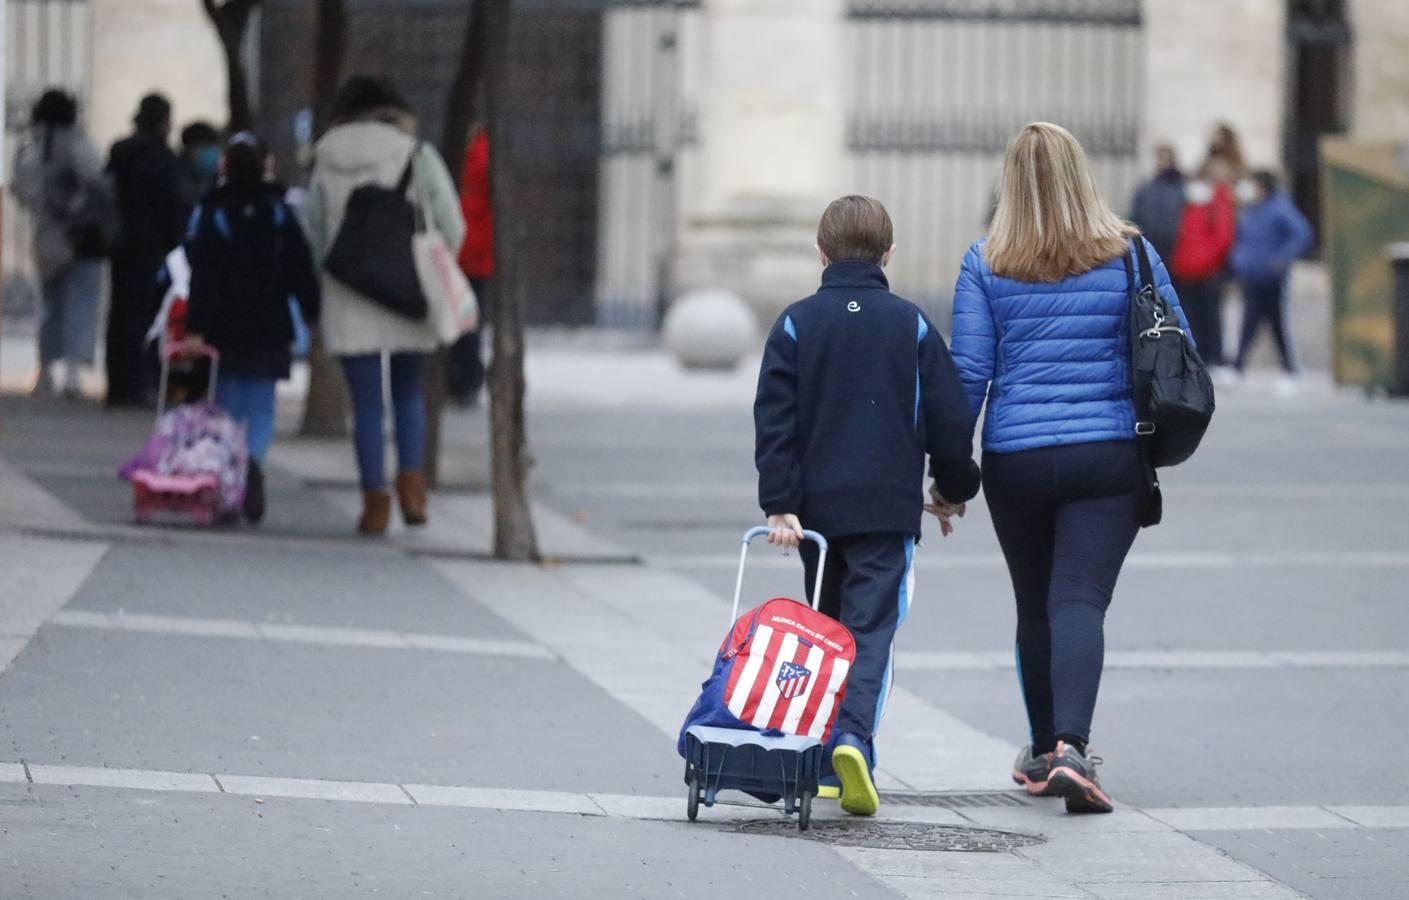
[844,0,1143,323]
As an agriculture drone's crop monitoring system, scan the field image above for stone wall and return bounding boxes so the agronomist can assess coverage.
[1348,0,1409,142]
[89,0,227,151]
[1142,0,1287,174]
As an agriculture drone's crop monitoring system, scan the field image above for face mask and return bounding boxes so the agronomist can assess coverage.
[1235,179,1259,204]
[193,145,222,181]
[1185,181,1214,205]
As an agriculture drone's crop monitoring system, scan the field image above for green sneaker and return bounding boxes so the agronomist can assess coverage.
[832,733,879,817]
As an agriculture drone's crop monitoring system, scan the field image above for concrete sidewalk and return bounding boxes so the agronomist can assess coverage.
[0,383,1350,899]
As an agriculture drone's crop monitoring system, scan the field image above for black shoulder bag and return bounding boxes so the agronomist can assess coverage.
[1124,237,1217,527]
[323,144,428,321]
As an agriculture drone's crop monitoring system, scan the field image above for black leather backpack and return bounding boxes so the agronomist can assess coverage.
[323,144,427,321]
[1124,237,1216,525]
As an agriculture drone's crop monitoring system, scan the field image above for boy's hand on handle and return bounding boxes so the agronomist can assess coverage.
[177,335,208,359]
[767,514,804,549]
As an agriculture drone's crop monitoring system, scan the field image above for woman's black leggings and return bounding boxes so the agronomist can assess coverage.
[983,441,1142,751]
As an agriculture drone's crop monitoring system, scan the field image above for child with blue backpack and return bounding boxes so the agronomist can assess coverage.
[754,195,981,815]
[183,134,320,524]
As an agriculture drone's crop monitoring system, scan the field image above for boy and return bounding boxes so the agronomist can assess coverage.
[754,195,980,816]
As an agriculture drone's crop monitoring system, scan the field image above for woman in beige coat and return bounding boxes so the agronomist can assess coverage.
[302,77,466,535]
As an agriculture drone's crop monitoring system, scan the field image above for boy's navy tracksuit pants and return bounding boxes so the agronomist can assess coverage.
[800,534,915,755]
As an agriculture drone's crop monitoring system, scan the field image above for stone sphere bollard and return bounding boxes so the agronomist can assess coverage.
[663,288,758,370]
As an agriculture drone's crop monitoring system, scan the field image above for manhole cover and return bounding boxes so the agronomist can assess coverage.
[878,791,1029,809]
[736,820,1044,852]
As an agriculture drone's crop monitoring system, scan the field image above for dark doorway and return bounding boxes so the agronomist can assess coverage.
[1284,0,1351,253]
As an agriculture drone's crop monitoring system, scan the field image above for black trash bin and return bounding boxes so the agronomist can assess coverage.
[1392,243,1409,395]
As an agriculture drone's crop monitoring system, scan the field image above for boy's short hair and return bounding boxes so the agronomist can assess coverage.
[1252,169,1279,196]
[817,195,893,264]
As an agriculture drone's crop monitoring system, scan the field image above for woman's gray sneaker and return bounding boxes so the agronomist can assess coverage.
[1011,745,1055,795]
[1045,742,1113,813]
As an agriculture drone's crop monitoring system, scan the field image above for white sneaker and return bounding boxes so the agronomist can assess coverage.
[1275,375,1299,398]
[1212,366,1241,388]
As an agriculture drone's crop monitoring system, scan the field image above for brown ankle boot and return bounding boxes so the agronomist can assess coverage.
[395,471,428,526]
[359,490,392,536]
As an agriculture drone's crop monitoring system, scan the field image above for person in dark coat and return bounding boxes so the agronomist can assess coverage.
[106,93,187,407]
[178,120,223,212]
[1127,144,1184,263]
[184,134,320,524]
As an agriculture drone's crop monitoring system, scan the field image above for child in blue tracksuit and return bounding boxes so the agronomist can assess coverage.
[754,195,981,816]
[1230,169,1313,376]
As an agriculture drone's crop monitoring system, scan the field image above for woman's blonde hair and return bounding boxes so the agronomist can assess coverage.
[985,122,1137,283]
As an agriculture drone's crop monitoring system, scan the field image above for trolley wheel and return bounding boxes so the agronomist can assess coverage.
[686,773,700,822]
[797,790,813,832]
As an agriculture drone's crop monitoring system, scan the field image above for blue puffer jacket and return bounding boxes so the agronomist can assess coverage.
[950,236,1190,454]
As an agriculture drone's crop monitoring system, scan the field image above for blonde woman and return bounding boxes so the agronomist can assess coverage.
[945,123,1191,814]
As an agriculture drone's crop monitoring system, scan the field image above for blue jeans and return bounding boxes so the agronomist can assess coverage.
[215,373,277,463]
[39,259,102,366]
[339,353,427,491]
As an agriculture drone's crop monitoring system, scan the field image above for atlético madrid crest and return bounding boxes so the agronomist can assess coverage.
[775,661,813,700]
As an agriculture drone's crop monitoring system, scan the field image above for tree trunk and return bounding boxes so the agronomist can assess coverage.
[299,0,349,438]
[312,0,347,135]
[424,0,490,488]
[440,0,489,168]
[202,0,259,133]
[485,0,538,561]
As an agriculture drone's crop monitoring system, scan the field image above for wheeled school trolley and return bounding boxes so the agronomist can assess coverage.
[682,526,835,831]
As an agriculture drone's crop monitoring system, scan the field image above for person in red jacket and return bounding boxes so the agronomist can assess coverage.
[1170,155,1236,367]
[448,124,494,407]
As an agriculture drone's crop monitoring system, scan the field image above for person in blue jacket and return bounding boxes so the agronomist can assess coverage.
[1230,169,1313,378]
[755,195,981,818]
[947,123,1192,814]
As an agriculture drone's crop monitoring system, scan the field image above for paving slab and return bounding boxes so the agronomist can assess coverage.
[0,782,895,899]
[62,540,523,639]
[906,666,1409,808]
[0,628,679,794]
[1192,829,1409,900]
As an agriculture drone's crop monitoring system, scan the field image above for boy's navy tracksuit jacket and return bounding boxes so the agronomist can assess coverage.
[754,260,980,749]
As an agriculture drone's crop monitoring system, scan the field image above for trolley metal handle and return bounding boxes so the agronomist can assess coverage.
[730,526,829,623]
[156,344,220,422]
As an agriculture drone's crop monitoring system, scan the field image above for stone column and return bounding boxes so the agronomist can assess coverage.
[89,0,227,151]
[672,0,846,322]
[1143,0,1286,172]
[1348,0,1409,141]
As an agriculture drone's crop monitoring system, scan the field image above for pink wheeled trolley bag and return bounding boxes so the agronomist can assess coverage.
[119,346,247,526]
[678,527,855,830]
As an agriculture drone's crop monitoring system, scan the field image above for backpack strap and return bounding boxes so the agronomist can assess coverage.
[395,142,419,196]
[1132,235,1155,293]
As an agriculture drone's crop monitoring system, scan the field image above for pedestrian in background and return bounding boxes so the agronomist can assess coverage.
[106,93,187,408]
[448,121,493,408]
[12,89,107,400]
[178,121,223,210]
[948,123,1192,814]
[183,134,321,525]
[1127,143,1184,263]
[301,76,465,536]
[1170,155,1236,369]
[1208,123,1250,184]
[1230,169,1313,393]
